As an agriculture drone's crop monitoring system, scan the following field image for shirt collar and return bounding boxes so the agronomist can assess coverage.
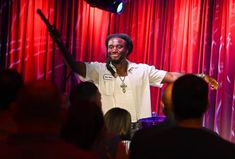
[110,59,136,73]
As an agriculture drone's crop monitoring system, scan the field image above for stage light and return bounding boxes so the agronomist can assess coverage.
[85,0,125,14]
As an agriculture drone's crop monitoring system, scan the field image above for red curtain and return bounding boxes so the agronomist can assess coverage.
[0,0,234,143]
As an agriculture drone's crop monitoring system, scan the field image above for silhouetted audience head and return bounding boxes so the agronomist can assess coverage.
[172,74,209,120]
[0,80,101,159]
[61,101,104,150]
[69,81,101,107]
[0,69,23,110]
[104,107,132,140]
[14,80,61,122]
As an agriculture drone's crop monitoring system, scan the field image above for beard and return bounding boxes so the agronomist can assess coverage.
[106,53,126,65]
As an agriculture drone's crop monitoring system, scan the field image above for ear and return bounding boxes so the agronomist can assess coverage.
[106,52,111,59]
[125,50,129,57]
[160,100,164,109]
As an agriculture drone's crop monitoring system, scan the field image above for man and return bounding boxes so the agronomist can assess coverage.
[129,74,235,159]
[51,32,219,122]
[129,83,176,157]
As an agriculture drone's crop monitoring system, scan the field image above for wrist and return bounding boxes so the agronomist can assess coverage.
[196,73,206,79]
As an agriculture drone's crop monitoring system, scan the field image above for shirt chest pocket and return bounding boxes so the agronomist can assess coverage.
[100,74,115,95]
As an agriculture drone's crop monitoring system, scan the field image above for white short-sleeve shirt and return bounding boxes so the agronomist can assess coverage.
[77,60,167,122]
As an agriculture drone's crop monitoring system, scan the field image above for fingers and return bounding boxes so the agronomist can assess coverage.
[208,77,219,90]
[210,81,219,90]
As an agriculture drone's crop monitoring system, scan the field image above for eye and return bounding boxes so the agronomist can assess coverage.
[108,45,113,49]
[117,45,124,49]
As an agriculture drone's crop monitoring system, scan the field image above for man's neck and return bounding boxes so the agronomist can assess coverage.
[113,59,128,76]
[176,118,203,128]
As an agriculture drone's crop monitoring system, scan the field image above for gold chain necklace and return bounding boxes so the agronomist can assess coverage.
[119,76,127,93]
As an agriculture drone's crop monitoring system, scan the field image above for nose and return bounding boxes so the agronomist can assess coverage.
[111,46,118,51]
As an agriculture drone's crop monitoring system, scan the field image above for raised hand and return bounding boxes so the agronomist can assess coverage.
[203,75,219,90]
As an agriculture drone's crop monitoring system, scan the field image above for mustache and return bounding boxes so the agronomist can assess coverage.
[106,53,125,65]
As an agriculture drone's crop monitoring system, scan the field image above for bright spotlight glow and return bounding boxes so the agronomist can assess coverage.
[117,2,124,14]
[85,0,126,14]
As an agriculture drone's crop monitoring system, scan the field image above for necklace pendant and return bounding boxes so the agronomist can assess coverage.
[122,88,126,93]
[120,83,127,93]
[119,76,127,93]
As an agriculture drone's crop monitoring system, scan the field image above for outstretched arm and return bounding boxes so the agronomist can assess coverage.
[53,36,86,77]
[162,72,219,90]
[37,9,86,78]
[161,72,184,83]
[49,28,86,78]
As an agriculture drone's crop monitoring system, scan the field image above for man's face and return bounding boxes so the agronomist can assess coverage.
[107,37,129,64]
